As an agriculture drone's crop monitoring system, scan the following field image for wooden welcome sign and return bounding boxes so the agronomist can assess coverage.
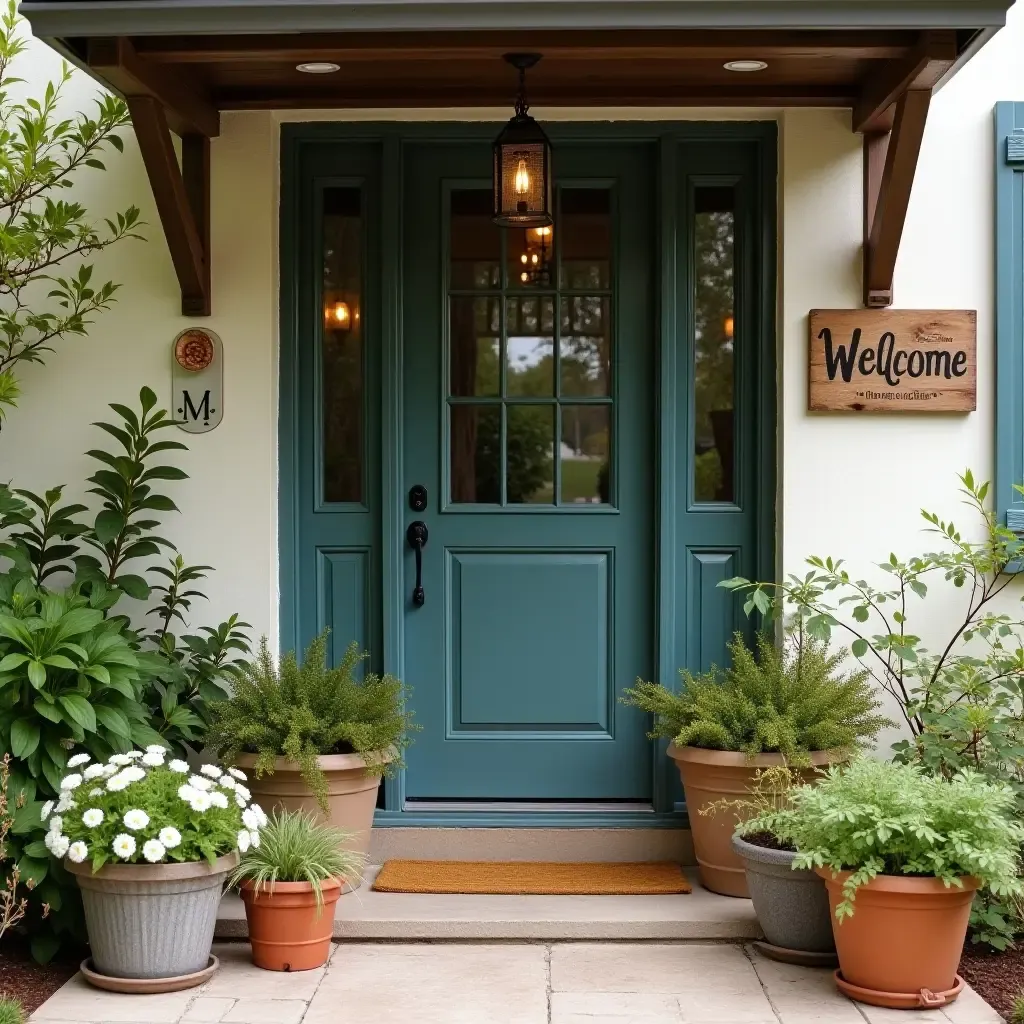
[808,309,977,413]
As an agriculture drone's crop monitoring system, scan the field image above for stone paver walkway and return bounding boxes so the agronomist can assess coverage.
[29,942,1004,1024]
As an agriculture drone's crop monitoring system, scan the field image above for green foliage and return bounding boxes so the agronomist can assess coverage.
[622,630,888,760]
[229,808,364,910]
[0,998,24,1024]
[51,750,260,871]
[721,471,1024,947]
[0,0,142,421]
[211,631,416,813]
[745,758,1024,923]
[1012,992,1024,1024]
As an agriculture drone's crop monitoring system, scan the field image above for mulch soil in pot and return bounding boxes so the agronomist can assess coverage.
[0,936,81,1014]
[959,942,1024,1020]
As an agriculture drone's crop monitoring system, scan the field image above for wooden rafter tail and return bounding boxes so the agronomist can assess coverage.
[128,96,211,316]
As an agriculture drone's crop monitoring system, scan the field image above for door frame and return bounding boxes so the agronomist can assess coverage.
[279,120,778,828]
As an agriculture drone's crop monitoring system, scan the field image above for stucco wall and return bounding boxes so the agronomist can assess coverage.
[6,8,1024,696]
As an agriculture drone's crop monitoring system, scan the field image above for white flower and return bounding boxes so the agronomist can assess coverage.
[178,784,197,802]
[236,830,250,853]
[187,775,213,792]
[50,834,69,859]
[67,753,91,769]
[141,751,164,767]
[55,793,76,813]
[145,744,167,755]
[47,815,63,835]
[101,763,118,777]
[218,775,236,791]
[189,791,212,813]
[249,830,260,849]
[242,808,259,831]
[82,808,104,828]
[123,809,149,831]
[83,763,106,780]
[199,764,222,778]
[67,841,88,864]
[106,773,130,792]
[42,832,55,853]
[251,804,268,827]
[210,791,229,809]
[120,765,146,783]
[168,759,190,774]
[60,773,83,791]
[108,754,131,766]
[39,801,53,821]
[159,826,181,849]
[88,788,104,798]
[142,839,166,863]
[112,834,136,860]
[235,785,251,802]
[228,767,247,781]
[235,793,248,808]
[125,751,144,760]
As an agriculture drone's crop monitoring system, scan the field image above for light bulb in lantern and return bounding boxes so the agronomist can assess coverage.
[521,271,529,282]
[328,301,351,329]
[521,253,528,264]
[531,254,539,264]
[514,157,530,196]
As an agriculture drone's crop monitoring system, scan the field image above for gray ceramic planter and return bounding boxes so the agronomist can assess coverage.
[732,834,836,964]
[68,852,238,981]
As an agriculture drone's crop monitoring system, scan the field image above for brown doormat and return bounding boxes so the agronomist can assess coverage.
[371,860,692,896]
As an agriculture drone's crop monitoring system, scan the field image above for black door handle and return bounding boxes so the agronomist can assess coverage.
[406,521,429,606]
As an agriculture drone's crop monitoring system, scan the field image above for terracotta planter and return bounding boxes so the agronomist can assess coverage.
[667,745,839,897]
[817,869,979,1009]
[239,878,342,971]
[236,751,389,890]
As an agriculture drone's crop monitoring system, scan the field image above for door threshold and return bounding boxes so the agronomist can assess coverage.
[403,800,654,814]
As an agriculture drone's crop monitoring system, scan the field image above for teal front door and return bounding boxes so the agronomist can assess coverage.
[402,142,655,801]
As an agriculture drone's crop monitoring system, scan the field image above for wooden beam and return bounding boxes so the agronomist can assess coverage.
[127,96,210,316]
[863,89,930,308]
[853,30,956,133]
[88,37,219,139]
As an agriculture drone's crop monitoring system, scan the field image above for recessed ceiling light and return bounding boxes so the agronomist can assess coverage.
[723,59,768,72]
[296,61,341,74]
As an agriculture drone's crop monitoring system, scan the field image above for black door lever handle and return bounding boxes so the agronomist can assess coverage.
[407,521,428,606]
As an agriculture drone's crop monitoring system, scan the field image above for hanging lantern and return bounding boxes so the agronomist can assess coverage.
[493,53,552,228]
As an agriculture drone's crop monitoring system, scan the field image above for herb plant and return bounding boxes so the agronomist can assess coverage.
[622,630,888,760]
[743,758,1024,922]
[229,808,364,909]
[46,746,266,870]
[211,631,415,813]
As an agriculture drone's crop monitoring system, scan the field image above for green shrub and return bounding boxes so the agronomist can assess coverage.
[1012,993,1024,1024]
[0,997,24,1024]
[229,808,364,910]
[744,757,1024,922]
[211,631,416,813]
[622,630,888,760]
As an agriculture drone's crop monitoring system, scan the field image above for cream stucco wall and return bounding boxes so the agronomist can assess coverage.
[6,8,1024,688]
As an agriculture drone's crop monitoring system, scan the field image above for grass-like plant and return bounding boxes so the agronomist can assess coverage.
[622,630,889,761]
[229,809,364,910]
[0,997,23,1024]
[744,757,1024,921]
[210,631,416,812]
[1012,992,1024,1024]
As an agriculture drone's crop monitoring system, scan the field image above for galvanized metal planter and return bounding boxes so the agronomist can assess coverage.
[68,852,238,984]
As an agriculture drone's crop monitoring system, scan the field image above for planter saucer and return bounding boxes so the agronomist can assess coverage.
[834,970,965,1009]
[80,955,219,994]
[752,941,838,968]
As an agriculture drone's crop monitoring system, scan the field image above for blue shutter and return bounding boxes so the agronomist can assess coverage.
[996,103,1024,531]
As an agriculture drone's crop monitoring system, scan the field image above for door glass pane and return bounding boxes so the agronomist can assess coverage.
[560,405,610,504]
[451,405,501,504]
[450,189,500,289]
[693,185,736,504]
[450,296,500,397]
[507,296,554,397]
[560,295,610,396]
[322,186,363,504]
[561,188,611,289]
[507,404,554,504]
[508,225,554,288]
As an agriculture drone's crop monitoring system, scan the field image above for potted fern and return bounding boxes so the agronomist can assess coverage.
[230,809,364,971]
[622,630,888,897]
[210,631,414,884]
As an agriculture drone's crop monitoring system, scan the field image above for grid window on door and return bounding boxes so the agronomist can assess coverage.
[448,187,613,506]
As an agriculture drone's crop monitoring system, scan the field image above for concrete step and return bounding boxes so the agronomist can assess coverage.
[215,865,759,941]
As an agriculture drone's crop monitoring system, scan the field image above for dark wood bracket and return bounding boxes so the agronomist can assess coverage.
[88,39,218,316]
[858,31,956,308]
